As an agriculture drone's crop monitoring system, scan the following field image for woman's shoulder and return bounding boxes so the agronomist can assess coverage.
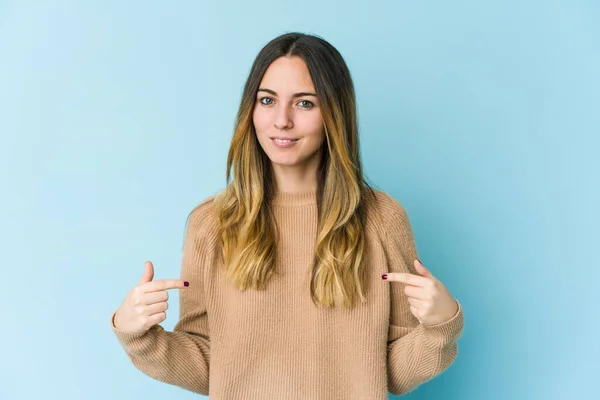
[365,188,418,268]
[363,187,416,249]
[184,189,224,240]
[365,187,411,227]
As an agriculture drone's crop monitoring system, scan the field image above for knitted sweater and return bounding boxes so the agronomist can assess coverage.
[111,188,464,399]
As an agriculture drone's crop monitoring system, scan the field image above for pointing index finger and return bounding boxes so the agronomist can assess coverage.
[143,279,189,292]
[384,273,429,287]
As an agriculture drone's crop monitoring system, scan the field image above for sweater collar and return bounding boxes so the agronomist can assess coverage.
[272,189,317,207]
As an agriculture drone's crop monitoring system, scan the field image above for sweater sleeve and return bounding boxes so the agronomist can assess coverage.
[376,191,465,395]
[110,199,217,395]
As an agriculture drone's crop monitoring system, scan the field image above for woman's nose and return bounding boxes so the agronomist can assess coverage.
[274,105,293,130]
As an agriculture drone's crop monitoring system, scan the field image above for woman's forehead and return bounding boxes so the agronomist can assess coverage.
[259,56,315,92]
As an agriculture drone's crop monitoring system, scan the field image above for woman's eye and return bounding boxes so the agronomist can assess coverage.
[258,97,313,109]
[298,100,314,109]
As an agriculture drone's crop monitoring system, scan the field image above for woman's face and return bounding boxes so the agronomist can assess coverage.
[253,56,325,172]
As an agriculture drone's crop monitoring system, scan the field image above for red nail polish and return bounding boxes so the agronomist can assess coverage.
[381,274,388,280]
[184,281,190,287]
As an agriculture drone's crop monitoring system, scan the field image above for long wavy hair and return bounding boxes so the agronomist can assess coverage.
[212,32,376,309]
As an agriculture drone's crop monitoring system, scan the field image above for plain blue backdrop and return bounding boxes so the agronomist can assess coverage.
[1,1,598,399]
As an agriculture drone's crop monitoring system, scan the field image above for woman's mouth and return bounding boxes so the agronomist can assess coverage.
[271,137,299,148]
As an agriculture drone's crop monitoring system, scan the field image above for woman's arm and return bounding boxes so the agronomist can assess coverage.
[111,202,215,395]
[376,191,465,395]
[386,297,464,395]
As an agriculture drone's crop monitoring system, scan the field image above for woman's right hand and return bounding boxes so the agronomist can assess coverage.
[113,260,189,334]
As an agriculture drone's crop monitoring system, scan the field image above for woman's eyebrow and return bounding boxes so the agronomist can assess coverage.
[258,88,317,98]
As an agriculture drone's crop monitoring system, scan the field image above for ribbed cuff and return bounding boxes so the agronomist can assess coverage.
[110,311,157,354]
[420,300,464,346]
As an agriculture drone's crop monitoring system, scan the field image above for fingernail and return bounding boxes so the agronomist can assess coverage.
[184,281,189,287]
[381,274,388,280]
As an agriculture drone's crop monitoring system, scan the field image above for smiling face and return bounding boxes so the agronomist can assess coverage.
[253,56,326,179]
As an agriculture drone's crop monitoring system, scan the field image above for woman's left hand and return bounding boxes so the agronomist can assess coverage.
[383,259,459,326]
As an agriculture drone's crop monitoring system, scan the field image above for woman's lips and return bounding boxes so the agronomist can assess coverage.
[271,138,299,148]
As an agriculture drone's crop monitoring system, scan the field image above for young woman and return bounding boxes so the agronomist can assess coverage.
[111,32,464,399]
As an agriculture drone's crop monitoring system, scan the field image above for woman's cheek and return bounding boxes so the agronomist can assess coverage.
[306,114,325,137]
[252,109,270,132]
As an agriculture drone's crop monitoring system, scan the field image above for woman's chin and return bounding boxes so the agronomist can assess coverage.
[270,158,299,167]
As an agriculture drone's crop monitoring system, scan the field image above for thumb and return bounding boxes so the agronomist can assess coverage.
[414,259,434,279]
[139,260,154,284]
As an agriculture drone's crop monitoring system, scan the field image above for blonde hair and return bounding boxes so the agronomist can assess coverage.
[212,32,376,309]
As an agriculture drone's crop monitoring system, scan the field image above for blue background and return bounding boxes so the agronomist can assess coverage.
[1,1,598,399]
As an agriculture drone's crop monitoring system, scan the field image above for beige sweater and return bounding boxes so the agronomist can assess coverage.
[111,188,464,399]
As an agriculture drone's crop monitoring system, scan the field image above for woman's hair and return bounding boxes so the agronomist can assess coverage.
[212,32,376,309]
